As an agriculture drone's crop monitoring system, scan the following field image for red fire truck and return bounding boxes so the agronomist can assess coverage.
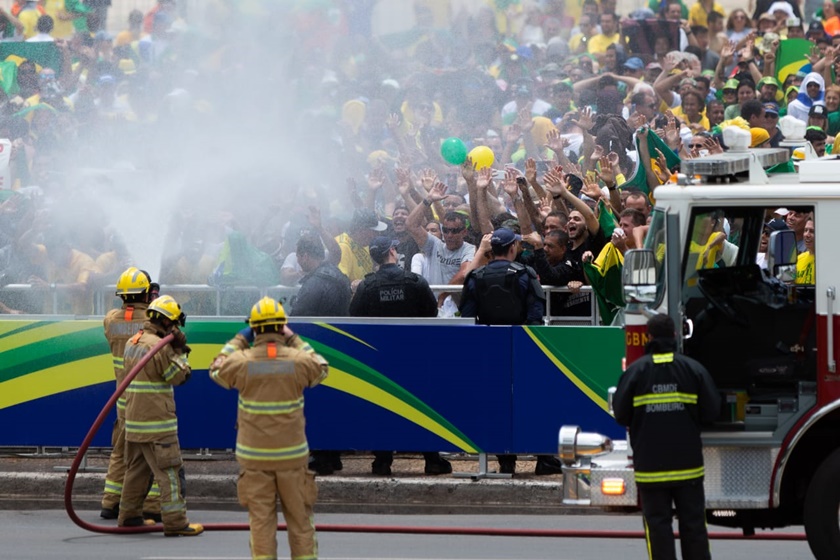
[558,150,840,559]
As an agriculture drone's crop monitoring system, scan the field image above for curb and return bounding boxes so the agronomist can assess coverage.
[0,471,602,515]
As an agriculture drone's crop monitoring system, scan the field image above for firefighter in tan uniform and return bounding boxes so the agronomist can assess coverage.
[209,297,328,560]
[100,267,162,521]
[118,295,203,536]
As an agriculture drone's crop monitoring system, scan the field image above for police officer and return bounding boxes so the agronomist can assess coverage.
[119,295,203,536]
[459,228,545,326]
[460,228,562,476]
[613,314,720,560]
[100,267,161,521]
[209,297,329,560]
[349,236,452,476]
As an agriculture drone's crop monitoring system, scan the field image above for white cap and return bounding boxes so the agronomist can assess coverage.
[775,207,790,216]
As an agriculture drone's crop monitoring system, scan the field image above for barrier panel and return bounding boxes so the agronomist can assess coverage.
[0,317,625,453]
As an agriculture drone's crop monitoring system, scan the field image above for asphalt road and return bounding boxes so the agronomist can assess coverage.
[2,510,813,560]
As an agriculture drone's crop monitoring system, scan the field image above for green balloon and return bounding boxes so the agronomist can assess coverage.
[440,137,468,165]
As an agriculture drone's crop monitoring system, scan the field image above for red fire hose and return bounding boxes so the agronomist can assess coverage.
[64,334,807,541]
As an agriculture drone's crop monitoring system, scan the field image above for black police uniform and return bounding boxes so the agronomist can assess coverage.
[613,337,721,560]
[291,262,351,317]
[349,262,448,475]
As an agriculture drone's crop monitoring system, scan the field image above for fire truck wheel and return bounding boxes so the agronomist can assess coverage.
[804,447,840,560]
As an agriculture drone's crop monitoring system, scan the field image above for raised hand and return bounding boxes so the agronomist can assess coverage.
[525,157,538,183]
[505,124,523,145]
[571,106,594,132]
[385,113,401,131]
[546,129,569,153]
[581,175,602,200]
[420,168,438,192]
[395,167,412,195]
[516,105,535,132]
[367,168,386,191]
[543,169,567,194]
[427,181,448,202]
[596,155,615,185]
[502,167,520,197]
[539,196,552,219]
[461,156,476,182]
[476,166,493,190]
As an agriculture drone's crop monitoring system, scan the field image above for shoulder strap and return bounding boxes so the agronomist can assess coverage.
[124,306,134,321]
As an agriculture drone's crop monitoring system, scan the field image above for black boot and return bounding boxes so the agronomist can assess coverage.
[534,455,563,475]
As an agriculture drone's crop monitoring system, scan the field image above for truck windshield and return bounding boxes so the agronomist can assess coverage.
[643,208,667,305]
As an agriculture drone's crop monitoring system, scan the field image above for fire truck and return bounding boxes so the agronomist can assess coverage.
[557,149,840,559]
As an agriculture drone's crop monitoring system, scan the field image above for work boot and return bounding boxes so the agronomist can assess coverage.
[143,511,162,523]
[164,523,205,537]
[534,455,564,475]
[308,456,334,476]
[497,454,516,475]
[371,459,392,476]
[100,505,119,520]
[424,457,452,475]
[121,516,156,527]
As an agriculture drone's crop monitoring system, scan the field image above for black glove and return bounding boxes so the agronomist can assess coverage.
[171,328,188,351]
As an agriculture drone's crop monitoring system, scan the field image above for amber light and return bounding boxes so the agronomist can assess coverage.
[601,478,626,495]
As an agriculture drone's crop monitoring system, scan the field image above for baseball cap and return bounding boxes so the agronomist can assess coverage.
[490,227,522,248]
[763,102,779,115]
[723,78,739,91]
[758,12,775,22]
[368,236,400,263]
[809,21,825,33]
[764,218,789,232]
[645,62,662,71]
[775,207,790,216]
[624,57,645,71]
[352,208,387,232]
[810,104,827,117]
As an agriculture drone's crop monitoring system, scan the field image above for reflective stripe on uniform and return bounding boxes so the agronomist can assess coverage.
[103,478,123,495]
[147,482,161,497]
[235,441,309,462]
[127,381,173,394]
[209,369,231,389]
[221,343,238,356]
[161,361,182,382]
[633,392,697,407]
[117,396,127,410]
[124,418,178,434]
[292,556,318,560]
[652,352,674,364]
[635,466,704,484]
[113,356,124,369]
[238,396,303,415]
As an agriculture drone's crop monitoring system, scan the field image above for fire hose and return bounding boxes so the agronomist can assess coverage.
[65,333,807,541]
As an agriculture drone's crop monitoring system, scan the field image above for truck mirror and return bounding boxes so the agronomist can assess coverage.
[623,249,658,304]
[768,230,797,282]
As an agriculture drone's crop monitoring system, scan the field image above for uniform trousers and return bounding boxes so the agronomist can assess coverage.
[119,439,188,531]
[237,466,318,560]
[639,478,711,560]
[102,417,161,513]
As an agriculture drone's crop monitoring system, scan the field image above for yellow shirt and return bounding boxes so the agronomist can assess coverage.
[43,0,74,39]
[688,2,726,28]
[796,251,815,285]
[587,33,621,55]
[672,105,710,130]
[18,8,39,40]
[335,233,374,282]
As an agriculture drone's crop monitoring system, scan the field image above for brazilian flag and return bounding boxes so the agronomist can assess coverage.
[618,131,680,200]
[775,38,813,85]
[597,199,618,238]
[583,243,625,325]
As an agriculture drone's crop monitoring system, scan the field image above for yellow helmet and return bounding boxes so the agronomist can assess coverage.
[115,267,150,296]
[147,295,186,326]
[247,297,287,330]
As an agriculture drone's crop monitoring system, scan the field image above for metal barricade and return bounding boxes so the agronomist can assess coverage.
[0,283,602,325]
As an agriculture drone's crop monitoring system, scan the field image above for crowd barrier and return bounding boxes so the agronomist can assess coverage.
[0,283,600,325]
[0,313,624,455]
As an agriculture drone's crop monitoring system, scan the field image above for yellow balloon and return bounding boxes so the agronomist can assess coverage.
[468,145,495,170]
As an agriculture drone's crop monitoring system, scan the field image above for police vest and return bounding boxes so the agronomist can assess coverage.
[473,261,531,325]
[363,269,425,317]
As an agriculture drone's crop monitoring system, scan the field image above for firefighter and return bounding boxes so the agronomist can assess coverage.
[100,267,161,521]
[613,314,720,560]
[118,295,203,536]
[208,297,328,560]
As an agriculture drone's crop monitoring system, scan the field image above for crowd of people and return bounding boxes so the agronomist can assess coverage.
[0,0,825,320]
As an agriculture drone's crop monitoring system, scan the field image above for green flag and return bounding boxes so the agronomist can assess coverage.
[775,38,813,85]
[583,242,625,325]
[0,42,62,76]
[597,199,618,238]
[0,60,18,95]
[618,131,680,199]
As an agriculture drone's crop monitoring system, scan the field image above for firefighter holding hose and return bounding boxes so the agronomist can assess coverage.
[100,267,162,522]
[209,297,328,560]
[119,295,203,536]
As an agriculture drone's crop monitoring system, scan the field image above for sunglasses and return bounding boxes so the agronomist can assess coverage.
[442,226,464,234]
